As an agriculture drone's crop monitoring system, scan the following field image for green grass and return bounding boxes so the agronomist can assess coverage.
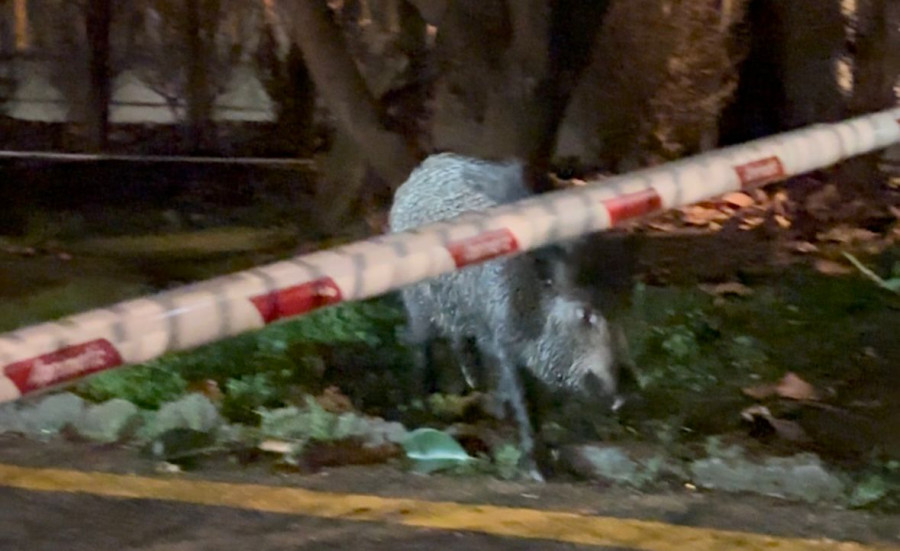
[78,297,410,415]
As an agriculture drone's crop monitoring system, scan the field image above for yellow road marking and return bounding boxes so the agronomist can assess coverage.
[0,464,895,551]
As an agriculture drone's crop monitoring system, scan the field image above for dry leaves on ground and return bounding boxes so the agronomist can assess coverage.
[740,404,812,443]
[742,372,822,401]
[316,386,356,414]
[699,282,754,298]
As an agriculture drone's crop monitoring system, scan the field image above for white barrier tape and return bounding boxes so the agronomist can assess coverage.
[2,107,900,403]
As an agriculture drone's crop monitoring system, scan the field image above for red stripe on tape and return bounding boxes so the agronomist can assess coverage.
[603,188,663,226]
[250,277,343,324]
[734,156,785,187]
[3,339,123,394]
[447,228,519,268]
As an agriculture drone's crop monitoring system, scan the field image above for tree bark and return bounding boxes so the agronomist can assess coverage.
[185,0,212,152]
[85,0,112,152]
[285,43,317,154]
[430,0,609,190]
[287,0,419,188]
[847,0,900,118]
[836,0,900,199]
[719,0,844,144]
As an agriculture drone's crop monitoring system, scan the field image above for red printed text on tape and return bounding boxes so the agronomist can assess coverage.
[735,156,785,187]
[3,339,123,393]
[250,277,343,324]
[447,229,519,268]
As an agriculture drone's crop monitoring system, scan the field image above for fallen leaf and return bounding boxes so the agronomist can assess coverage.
[682,205,727,226]
[742,383,777,400]
[646,221,677,232]
[817,226,878,244]
[790,241,819,253]
[773,201,788,217]
[154,461,183,474]
[186,379,223,403]
[774,214,791,229]
[814,258,853,275]
[738,216,765,230]
[775,372,821,401]
[316,386,355,414]
[259,439,295,454]
[700,282,753,297]
[741,404,811,443]
[723,192,755,209]
[744,372,821,401]
[740,404,773,420]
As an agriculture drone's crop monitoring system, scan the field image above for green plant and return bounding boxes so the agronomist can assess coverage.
[221,371,291,424]
[78,364,188,409]
[80,297,409,413]
[492,444,524,480]
[844,253,900,295]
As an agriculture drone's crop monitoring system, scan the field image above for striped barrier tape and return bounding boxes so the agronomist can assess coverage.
[2,107,900,404]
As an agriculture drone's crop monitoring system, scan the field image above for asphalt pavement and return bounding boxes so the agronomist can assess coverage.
[0,435,897,551]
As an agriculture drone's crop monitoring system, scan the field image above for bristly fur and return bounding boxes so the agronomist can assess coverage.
[389,153,621,480]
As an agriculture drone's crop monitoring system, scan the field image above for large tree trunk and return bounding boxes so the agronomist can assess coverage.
[428,0,511,157]
[184,0,212,152]
[430,0,610,190]
[284,43,317,155]
[836,0,900,200]
[487,0,609,191]
[849,0,900,115]
[85,0,111,152]
[719,0,844,144]
[256,14,317,155]
[286,0,419,188]
[559,0,745,172]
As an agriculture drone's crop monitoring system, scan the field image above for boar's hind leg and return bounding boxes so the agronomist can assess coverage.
[400,291,441,396]
[450,334,486,391]
[490,344,545,482]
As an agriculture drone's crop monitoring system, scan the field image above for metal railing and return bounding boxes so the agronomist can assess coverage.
[0,150,315,167]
